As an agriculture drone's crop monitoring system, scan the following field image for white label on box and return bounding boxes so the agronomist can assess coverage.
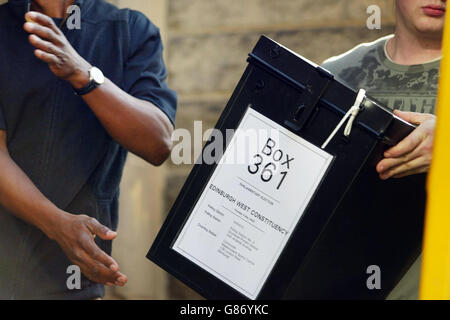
[173,107,333,299]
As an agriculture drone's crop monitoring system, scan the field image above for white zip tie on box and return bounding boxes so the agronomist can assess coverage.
[321,88,366,149]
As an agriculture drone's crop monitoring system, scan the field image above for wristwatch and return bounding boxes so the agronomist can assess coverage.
[73,67,105,96]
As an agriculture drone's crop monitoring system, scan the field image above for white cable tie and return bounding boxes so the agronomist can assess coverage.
[321,89,366,149]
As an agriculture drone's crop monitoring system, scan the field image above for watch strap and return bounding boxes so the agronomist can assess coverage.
[73,79,100,96]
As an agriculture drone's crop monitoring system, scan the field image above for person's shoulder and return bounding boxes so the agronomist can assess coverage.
[120,9,161,51]
[87,1,159,40]
[123,9,158,34]
[86,0,153,27]
[85,0,123,21]
[322,35,391,74]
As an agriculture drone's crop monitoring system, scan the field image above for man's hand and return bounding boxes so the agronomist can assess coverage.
[1,132,127,287]
[47,212,128,287]
[24,11,91,89]
[376,110,436,180]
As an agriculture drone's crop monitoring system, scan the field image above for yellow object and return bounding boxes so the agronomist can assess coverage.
[419,14,450,299]
[25,17,35,23]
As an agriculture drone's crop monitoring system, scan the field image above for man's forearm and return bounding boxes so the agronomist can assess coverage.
[80,78,173,166]
[22,12,174,166]
[0,148,63,239]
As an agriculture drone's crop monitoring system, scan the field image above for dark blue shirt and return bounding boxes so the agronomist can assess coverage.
[0,0,177,299]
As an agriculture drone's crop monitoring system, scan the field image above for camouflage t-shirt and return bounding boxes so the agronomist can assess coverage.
[322,34,441,300]
[322,34,440,114]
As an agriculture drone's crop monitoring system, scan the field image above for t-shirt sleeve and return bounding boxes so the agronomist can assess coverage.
[321,56,349,78]
[124,11,177,126]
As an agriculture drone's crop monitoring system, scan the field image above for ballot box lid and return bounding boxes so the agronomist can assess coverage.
[248,36,415,146]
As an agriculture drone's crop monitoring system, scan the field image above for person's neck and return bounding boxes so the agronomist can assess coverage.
[386,27,442,66]
[31,0,75,19]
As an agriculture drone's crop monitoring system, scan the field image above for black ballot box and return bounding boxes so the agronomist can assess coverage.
[147,36,426,300]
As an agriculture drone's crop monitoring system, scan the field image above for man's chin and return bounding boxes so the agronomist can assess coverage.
[415,18,445,38]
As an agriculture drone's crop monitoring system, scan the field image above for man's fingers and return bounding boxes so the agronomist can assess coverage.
[25,11,61,34]
[24,22,62,46]
[29,34,62,56]
[394,109,434,125]
[379,156,429,180]
[81,236,119,272]
[87,218,117,240]
[34,49,59,65]
[85,242,128,286]
[84,260,122,285]
[391,165,430,179]
[75,241,126,286]
[376,151,419,174]
[384,127,425,158]
[70,250,119,285]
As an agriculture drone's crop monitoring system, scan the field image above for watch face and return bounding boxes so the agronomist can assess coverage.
[90,67,105,85]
